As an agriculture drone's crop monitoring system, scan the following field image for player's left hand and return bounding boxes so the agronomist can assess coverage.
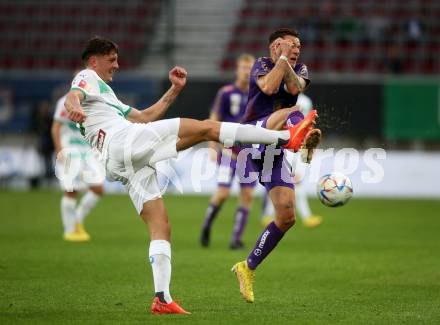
[169,66,187,89]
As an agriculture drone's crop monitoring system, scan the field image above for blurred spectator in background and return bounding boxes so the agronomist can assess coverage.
[30,100,54,188]
[406,14,424,42]
[365,10,390,43]
[385,44,404,74]
[335,8,363,43]
[0,89,13,130]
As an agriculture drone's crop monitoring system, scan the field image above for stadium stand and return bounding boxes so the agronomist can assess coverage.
[0,0,161,70]
[221,0,440,74]
[142,0,242,76]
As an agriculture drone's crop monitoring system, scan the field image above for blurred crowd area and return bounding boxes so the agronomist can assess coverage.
[0,0,438,74]
[223,0,439,75]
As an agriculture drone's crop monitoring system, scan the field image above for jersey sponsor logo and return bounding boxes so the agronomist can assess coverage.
[78,79,92,92]
[97,129,106,152]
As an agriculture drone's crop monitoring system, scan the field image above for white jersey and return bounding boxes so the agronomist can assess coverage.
[53,94,90,152]
[71,69,132,156]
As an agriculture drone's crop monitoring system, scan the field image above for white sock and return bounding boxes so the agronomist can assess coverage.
[149,240,172,303]
[61,196,76,234]
[296,183,312,220]
[219,122,289,147]
[76,191,100,223]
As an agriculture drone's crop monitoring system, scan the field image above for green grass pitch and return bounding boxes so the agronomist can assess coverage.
[1,190,439,324]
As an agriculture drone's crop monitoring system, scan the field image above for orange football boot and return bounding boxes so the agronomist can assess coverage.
[283,110,320,152]
[151,297,191,315]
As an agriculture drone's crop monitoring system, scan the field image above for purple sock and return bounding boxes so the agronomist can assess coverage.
[231,207,249,242]
[202,203,221,231]
[286,110,305,126]
[247,222,285,270]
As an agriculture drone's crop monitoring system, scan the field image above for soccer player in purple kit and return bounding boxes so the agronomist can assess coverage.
[231,28,322,303]
[200,54,257,250]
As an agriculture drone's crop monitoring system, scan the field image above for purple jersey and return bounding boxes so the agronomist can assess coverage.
[211,83,248,123]
[243,57,310,123]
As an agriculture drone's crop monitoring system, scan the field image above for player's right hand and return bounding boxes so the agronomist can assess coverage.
[273,38,293,58]
[55,149,67,165]
[68,106,86,123]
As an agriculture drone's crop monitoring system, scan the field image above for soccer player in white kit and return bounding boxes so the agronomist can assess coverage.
[52,92,104,241]
[64,37,319,314]
[260,93,323,228]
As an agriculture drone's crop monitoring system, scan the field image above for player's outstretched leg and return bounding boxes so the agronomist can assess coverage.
[232,186,295,303]
[267,109,321,163]
[176,114,317,152]
[140,199,190,315]
[282,110,320,154]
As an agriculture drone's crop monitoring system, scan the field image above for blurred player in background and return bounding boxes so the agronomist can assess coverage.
[51,84,104,242]
[65,37,315,315]
[231,28,321,303]
[261,93,323,229]
[200,54,257,250]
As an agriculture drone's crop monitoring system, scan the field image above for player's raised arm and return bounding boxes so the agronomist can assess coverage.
[64,89,86,123]
[127,66,187,123]
[283,62,307,95]
[256,39,292,95]
[282,36,308,95]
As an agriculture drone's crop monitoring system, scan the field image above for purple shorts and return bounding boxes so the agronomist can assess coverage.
[217,148,258,189]
[241,114,302,192]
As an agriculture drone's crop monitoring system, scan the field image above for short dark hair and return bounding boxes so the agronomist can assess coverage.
[268,28,300,45]
[81,37,119,62]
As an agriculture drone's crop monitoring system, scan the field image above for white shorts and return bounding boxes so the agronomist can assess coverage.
[57,148,105,192]
[105,118,180,214]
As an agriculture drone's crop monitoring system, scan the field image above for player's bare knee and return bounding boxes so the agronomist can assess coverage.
[275,204,296,230]
[279,212,296,230]
[239,188,253,207]
[214,187,230,204]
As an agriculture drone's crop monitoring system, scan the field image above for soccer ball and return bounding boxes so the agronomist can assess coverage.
[317,172,353,207]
